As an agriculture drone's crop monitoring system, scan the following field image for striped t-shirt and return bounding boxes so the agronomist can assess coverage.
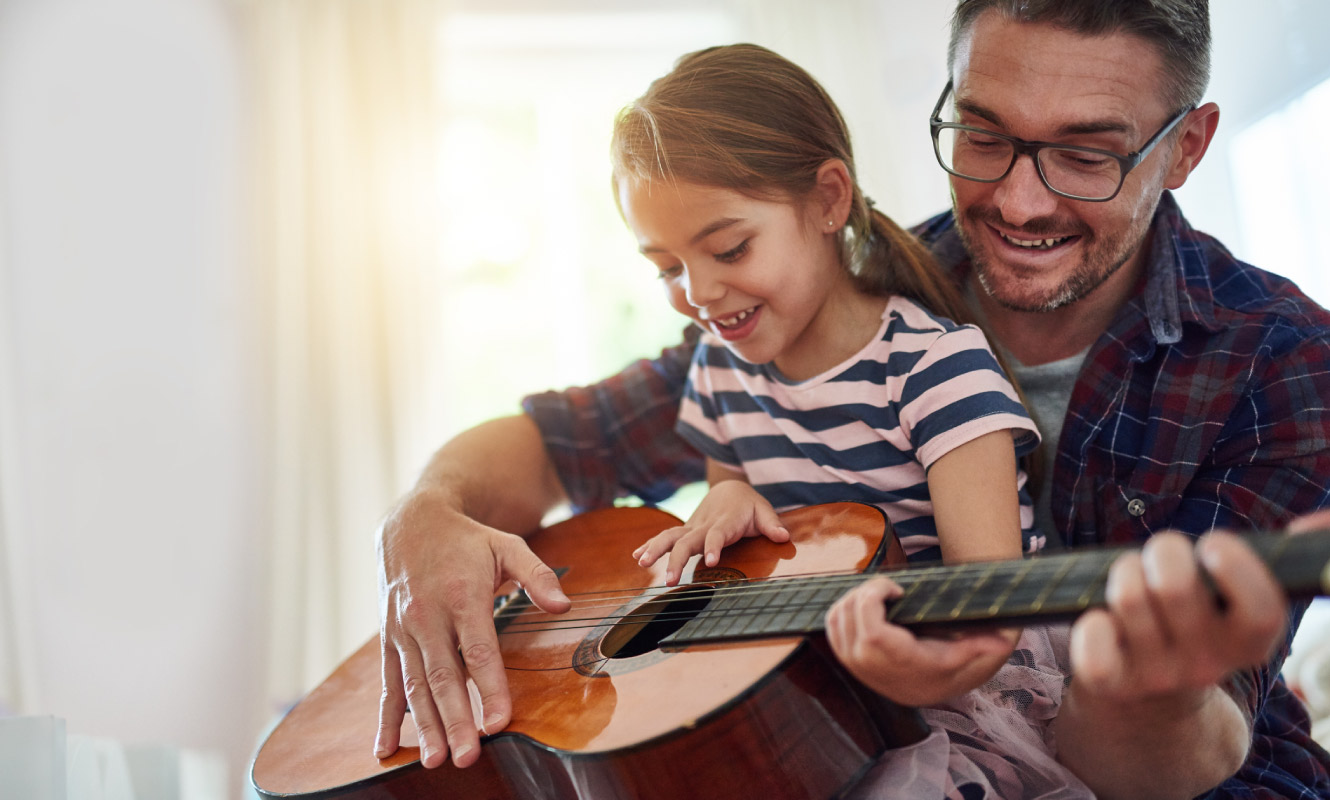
[676,295,1042,560]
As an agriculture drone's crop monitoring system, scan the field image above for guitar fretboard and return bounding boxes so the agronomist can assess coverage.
[661,530,1330,647]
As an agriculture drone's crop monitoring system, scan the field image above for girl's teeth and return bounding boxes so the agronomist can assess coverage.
[719,308,754,326]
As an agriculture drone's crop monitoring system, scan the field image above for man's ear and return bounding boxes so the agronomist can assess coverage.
[813,159,854,232]
[1164,102,1220,191]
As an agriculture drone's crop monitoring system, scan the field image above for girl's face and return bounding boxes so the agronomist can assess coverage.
[618,178,852,380]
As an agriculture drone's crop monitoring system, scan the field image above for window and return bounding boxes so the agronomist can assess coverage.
[1228,75,1330,306]
[433,11,734,439]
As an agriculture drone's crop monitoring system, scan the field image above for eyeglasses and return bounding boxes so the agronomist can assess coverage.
[929,80,1194,202]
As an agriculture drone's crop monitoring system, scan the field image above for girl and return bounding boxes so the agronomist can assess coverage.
[611,44,1090,799]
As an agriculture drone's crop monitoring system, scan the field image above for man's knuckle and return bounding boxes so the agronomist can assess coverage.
[460,640,499,669]
[425,663,464,693]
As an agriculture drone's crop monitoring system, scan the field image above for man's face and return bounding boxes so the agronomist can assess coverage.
[948,12,1184,313]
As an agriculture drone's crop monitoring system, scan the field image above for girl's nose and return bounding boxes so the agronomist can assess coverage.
[683,264,725,308]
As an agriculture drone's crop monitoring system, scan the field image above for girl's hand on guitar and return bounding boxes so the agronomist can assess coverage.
[825,575,1020,708]
[375,486,570,770]
[632,480,790,586]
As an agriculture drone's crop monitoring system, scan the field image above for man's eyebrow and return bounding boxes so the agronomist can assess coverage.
[954,98,1134,140]
[640,217,743,254]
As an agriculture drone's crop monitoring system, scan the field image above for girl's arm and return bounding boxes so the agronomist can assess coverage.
[633,458,790,585]
[826,429,1025,707]
[929,429,1024,564]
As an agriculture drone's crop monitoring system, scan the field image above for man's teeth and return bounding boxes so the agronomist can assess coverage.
[1001,232,1071,250]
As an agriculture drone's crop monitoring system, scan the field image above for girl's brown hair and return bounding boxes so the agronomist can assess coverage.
[611,43,1042,495]
[610,43,974,328]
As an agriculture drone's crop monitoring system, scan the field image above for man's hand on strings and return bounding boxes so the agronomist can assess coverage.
[1067,529,1286,709]
[374,487,570,769]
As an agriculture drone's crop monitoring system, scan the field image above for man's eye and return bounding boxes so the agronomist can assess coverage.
[1046,148,1115,171]
[715,240,749,264]
[961,130,1004,148]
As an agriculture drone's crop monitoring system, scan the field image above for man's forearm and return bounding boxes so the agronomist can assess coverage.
[1054,681,1250,800]
[414,414,569,536]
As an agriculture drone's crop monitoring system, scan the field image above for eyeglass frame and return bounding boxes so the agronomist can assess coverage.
[928,79,1195,202]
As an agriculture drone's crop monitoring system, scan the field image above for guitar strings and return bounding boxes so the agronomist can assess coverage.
[489,553,1117,636]
[484,530,1310,639]
[495,553,1071,620]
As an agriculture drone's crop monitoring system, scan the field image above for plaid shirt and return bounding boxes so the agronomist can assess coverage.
[523,191,1330,798]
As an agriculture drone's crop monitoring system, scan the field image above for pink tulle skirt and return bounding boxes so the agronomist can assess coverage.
[844,625,1094,799]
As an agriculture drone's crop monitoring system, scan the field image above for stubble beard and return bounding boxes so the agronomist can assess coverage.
[957,205,1145,314]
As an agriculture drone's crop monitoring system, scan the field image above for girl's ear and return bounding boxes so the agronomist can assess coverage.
[813,159,854,232]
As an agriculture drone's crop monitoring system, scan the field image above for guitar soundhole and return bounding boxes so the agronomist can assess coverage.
[600,585,715,660]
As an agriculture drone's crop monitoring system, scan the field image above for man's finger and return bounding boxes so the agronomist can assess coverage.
[375,641,408,758]
[1197,533,1288,666]
[397,638,452,768]
[496,534,570,613]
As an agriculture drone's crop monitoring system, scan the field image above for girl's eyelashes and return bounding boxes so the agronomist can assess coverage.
[652,238,748,279]
[714,239,750,264]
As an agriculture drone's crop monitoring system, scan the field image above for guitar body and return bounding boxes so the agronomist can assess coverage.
[251,503,926,800]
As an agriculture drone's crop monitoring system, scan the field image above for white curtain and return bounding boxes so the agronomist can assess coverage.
[0,179,36,718]
[241,0,449,706]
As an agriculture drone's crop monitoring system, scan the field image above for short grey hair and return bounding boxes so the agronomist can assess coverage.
[947,0,1211,111]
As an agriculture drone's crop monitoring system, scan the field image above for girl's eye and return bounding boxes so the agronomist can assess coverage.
[715,240,749,264]
[657,264,682,280]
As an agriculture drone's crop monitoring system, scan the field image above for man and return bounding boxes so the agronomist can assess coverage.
[374,2,1330,797]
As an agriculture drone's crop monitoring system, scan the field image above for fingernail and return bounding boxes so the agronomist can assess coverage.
[483,712,504,733]
[453,744,472,764]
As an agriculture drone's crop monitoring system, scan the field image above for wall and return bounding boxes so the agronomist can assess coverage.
[0,0,267,792]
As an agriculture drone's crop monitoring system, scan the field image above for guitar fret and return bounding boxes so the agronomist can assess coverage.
[898,569,960,624]
[761,580,814,635]
[795,582,839,633]
[987,559,1035,616]
[1028,555,1078,613]
[717,581,766,638]
[1077,553,1114,609]
[946,563,997,620]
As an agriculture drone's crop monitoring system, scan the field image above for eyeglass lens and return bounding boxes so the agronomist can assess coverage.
[934,127,1123,200]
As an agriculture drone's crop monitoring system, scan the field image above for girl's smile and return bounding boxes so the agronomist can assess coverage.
[616,176,883,382]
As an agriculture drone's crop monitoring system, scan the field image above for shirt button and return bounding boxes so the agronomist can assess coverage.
[1126,498,1146,517]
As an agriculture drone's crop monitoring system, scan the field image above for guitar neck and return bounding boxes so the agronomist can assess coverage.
[661,529,1330,648]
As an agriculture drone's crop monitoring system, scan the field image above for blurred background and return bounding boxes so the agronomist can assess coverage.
[0,0,1327,796]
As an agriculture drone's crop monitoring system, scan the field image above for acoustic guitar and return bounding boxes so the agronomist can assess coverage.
[250,502,1329,800]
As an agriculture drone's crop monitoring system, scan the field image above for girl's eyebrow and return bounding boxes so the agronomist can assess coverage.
[955,97,1134,140]
[640,218,744,254]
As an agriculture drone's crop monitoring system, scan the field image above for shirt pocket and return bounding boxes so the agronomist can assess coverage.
[1074,479,1180,545]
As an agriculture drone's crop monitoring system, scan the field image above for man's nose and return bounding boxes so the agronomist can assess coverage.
[993,154,1060,227]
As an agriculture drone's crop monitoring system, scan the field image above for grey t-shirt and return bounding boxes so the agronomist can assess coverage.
[1002,349,1085,548]
[964,285,1086,547]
